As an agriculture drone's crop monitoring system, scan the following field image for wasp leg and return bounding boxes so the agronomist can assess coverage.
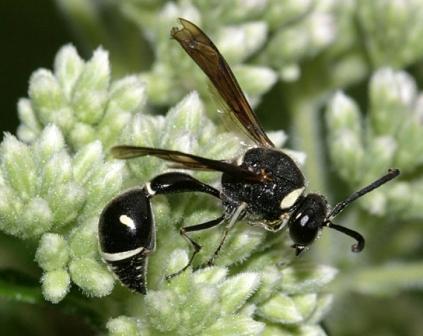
[165,215,225,280]
[147,172,220,198]
[147,172,225,279]
[202,202,247,268]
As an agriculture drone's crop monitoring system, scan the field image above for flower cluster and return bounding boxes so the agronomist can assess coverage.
[117,0,348,106]
[106,250,336,336]
[0,125,124,302]
[326,68,423,220]
[0,46,335,334]
[356,0,423,68]
[18,45,145,150]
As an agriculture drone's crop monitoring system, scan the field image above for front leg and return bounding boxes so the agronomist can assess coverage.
[202,202,247,267]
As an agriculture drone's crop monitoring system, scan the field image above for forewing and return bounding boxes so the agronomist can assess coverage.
[208,83,258,146]
[171,18,274,148]
[111,145,263,182]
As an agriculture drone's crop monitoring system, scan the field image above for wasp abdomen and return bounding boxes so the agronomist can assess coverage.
[105,250,149,294]
[98,188,155,294]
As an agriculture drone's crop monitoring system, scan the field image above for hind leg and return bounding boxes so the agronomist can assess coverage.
[165,215,225,280]
[147,173,225,278]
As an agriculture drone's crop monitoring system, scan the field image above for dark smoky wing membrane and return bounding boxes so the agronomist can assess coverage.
[111,145,263,182]
[171,18,275,148]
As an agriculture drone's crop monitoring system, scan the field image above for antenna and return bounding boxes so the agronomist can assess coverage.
[325,221,365,252]
[324,168,400,252]
[328,168,399,219]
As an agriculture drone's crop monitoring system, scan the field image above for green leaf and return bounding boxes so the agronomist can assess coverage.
[0,269,104,329]
[0,269,44,304]
[340,261,423,296]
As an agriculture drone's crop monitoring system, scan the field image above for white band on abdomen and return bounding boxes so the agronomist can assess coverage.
[101,246,144,261]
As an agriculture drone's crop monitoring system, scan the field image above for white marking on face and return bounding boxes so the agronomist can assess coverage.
[120,214,136,230]
[102,247,144,261]
[280,187,305,209]
[144,182,156,196]
[300,215,309,227]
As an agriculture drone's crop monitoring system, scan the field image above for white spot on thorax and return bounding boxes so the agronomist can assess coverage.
[120,214,136,230]
[280,187,305,209]
[144,182,156,196]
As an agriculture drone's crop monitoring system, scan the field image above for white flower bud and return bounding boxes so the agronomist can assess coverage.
[258,293,304,324]
[34,124,66,164]
[41,270,71,303]
[74,47,110,92]
[219,272,261,314]
[69,258,114,297]
[36,233,69,271]
[280,264,338,294]
[107,316,139,336]
[54,44,84,99]
[29,69,66,125]
[1,134,37,197]
[72,141,104,184]
[216,22,267,63]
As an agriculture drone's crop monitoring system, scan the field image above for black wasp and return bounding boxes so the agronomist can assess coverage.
[98,18,400,294]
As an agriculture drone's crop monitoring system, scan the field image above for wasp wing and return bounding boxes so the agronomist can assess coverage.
[111,145,263,182]
[171,18,274,148]
[207,82,258,147]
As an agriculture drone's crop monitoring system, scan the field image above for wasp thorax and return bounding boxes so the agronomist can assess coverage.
[221,147,305,222]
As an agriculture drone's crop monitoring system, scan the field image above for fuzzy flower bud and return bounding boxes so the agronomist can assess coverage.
[326,68,423,221]
[326,91,364,182]
[107,316,140,336]
[36,233,69,271]
[357,0,423,68]
[69,258,114,297]
[18,45,145,150]
[41,270,71,304]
